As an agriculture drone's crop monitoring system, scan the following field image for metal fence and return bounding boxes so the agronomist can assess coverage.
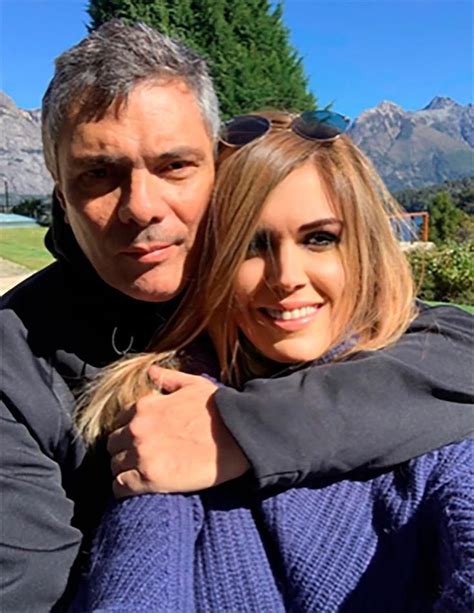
[391,212,430,242]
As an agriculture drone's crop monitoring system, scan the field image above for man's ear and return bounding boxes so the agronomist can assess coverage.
[54,187,69,224]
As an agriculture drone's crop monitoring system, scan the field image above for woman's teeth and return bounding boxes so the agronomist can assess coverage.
[265,306,318,320]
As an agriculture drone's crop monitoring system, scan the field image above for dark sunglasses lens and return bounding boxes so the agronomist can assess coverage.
[221,115,270,146]
[294,110,350,140]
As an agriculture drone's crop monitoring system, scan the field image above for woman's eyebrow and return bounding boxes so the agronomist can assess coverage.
[256,218,343,235]
[299,218,343,232]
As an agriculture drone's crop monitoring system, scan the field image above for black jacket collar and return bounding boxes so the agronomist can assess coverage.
[43,191,178,341]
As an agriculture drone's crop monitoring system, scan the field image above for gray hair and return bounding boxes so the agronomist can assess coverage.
[42,19,220,177]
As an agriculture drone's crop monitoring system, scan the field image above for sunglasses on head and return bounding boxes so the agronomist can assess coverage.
[220,110,351,148]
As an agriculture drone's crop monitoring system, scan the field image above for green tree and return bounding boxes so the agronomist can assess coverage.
[12,198,52,226]
[87,0,316,117]
[428,191,464,244]
[12,198,43,219]
[457,184,474,215]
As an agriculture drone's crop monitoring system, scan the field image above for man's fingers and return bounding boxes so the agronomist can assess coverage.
[107,424,133,456]
[113,405,137,429]
[110,449,138,478]
[107,371,226,496]
[148,366,201,393]
[112,469,154,499]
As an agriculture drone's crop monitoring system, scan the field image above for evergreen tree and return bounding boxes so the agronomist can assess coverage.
[428,192,464,244]
[87,0,316,117]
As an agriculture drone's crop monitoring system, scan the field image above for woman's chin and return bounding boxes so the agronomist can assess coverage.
[259,338,333,364]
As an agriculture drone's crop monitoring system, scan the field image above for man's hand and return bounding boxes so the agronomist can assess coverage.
[107,367,250,498]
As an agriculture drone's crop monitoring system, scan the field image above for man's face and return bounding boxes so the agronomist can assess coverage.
[55,80,215,302]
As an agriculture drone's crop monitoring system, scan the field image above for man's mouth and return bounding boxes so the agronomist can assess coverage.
[121,243,178,264]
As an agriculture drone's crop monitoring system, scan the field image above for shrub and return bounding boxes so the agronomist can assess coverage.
[407,241,474,305]
[12,198,52,226]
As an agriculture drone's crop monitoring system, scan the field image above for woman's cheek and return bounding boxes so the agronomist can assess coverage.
[234,259,266,299]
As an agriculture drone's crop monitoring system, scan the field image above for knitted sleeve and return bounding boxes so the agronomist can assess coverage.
[427,439,474,612]
[70,494,202,612]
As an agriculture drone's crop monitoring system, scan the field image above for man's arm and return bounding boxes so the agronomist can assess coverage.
[0,308,83,613]
[216,303,474,489]
[110,303,473,495]
[0,398,82,613]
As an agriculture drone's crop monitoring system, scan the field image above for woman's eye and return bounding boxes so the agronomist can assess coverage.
[246,234,270,258]
[305,231,340,249]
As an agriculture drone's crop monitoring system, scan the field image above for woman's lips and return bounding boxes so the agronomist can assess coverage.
[258,304,323,332]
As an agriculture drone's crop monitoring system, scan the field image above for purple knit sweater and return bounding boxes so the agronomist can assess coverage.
[72,439,473,612]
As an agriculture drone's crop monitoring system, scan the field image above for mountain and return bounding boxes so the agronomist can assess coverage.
[348,96,473,191]
[0,91,472,198]
[0,92,53,201]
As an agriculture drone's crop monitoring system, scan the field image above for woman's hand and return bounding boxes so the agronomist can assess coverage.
[107,367,250,498]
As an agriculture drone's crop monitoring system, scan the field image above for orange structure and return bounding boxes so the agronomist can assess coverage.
[391,212,430,242]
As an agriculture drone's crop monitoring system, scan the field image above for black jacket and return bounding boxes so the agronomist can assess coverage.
[1,200,473,612]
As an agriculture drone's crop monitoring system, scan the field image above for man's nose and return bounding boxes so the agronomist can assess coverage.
[117,170,170,226]
[267,244,307,293]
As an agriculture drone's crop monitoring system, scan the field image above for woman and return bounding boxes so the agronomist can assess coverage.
[72,111,472,612]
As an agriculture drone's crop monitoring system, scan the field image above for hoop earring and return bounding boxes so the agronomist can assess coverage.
[111,326,134,356]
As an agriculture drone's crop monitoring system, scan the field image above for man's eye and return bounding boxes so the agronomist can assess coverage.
[162,160,194,175]
[84,168,109,179]
[76,167,119,194]
[305,231,340,249]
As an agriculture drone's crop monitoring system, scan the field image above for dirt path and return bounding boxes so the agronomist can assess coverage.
[0,258,36,295]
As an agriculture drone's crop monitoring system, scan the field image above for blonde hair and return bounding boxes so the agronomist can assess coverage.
[76,110,416,445]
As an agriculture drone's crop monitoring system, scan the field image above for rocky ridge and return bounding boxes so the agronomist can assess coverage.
[0,92,53,200]
[348,96,473,191]
[0,91,472,198]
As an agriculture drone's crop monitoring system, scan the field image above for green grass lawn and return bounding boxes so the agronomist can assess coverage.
[0,226,54,270]
[427,301,474,315]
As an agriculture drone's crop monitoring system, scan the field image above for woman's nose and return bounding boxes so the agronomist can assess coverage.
[267,244,307,293]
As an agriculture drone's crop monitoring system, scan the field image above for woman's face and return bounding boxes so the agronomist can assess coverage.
[234,162,346,363]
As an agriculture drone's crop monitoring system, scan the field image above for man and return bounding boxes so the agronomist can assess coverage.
[1,20,472,613]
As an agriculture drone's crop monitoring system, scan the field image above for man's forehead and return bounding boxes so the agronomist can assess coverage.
[58,81,215,159]
[63,79,207,131]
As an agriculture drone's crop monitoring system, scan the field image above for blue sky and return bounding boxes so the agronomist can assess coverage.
[1,0,472,119]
